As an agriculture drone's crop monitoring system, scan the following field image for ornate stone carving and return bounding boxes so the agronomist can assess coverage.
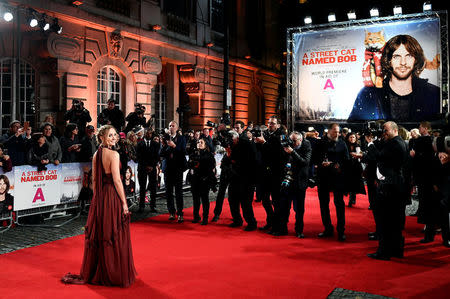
[179,65,199,93]
[110,30,123,57]
[47,33,81,60]
[142,55,162,74]
[194,67,209,83]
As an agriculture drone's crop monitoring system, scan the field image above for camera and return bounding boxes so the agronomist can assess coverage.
[134,103,146,114]
[280,134,293,148]
[72,99,82,110]
[161,132,171,143]
[363,121,383,138]
[251,126,262,138]
[432,135,450,154]
[281,162,293,190]
[206,120,219,129]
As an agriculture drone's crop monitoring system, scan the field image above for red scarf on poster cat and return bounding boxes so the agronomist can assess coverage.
[362,48,383,87]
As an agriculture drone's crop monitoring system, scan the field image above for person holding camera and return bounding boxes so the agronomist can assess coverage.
[64,99,92,139]
[3,120,27,166]
[255,116,287,233]
[136,128,160,213]
[188,137,216,225]
[279,131,312,237]
[315,123,350,242]
[365,121,408,260]
[211,123,232,222]
[97,98,125,132]
[124,104,147,133]
[28,133,50,172]
[228,130,258,231]
[160,121,187,222]
[60,123,81,163]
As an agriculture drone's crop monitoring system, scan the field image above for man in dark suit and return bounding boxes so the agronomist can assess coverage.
[315,123,350,241]
[255,116,287,233]
[227,130,258,231]
[366,121,408,260]
[160,121,187,222]
[278,131,312,237]
[136,128,160,213]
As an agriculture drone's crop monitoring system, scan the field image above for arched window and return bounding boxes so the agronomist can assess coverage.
[96,66,121,124]
[0,59,36,134]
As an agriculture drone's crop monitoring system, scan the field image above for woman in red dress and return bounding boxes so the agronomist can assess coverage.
[63,125,136,287]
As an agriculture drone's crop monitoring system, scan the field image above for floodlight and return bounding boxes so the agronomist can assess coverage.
[3,11,13,22]
[38,14,50,31]
[304,16,312,25]
[347,10,356,20]
[370,8,379,17]
[423,1,432,11]
[393,5,402,15]
[328,13,336,22]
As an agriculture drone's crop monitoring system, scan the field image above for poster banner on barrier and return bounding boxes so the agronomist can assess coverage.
[292,17,441,122]
[13,165,61,211]
[0,169,15,213]
[61,163,90,204]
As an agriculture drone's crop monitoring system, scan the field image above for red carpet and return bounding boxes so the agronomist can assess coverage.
[1,189,450,298]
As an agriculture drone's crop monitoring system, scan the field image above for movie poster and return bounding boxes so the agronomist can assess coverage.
[292,17,441,122]
[13,165,61,211]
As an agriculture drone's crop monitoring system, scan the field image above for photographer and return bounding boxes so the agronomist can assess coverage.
[212,123,232,222]
[228,130,258,231]
[315,123,350,242]
[279,132,312,237]
[188,137,216,225]
[160,121,187,222]
[136,128,160,213]
[366,121,408,260]
[124,103,147,133]
[97,98,125,132]
[0,144,12,173]
[255,116,288,233]
[4,121,27,166]
[64,99,92,139]
[27,133,50,172]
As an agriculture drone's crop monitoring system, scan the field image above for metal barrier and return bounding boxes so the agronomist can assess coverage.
[15,201,81,227]
[0,210,13,233]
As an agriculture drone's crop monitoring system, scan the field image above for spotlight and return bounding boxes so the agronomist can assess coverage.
[347,10,356,20]
[328,13,336,22]
[3,11,13,22]
[27,8,38,28]
[152,24,161,31]
[244,55,251,59]
[29,17,38,27]
[50,18,62,34]
[38,14,50,31]
[206,42,214,47]
[370,8,379,18]
[304,16,312,25]
[423,1,432,11]
[393,5,402,15]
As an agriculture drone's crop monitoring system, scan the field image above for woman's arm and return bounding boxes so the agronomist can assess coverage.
[110,150,128,213]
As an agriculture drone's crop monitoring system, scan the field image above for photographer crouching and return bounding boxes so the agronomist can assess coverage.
[64,99,92,139]
[279,131,312,237]
[188,137,217,225]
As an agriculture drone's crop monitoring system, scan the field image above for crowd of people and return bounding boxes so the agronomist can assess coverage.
[1,97,449,261]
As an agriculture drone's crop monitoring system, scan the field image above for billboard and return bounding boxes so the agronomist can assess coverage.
[291,17,442,122]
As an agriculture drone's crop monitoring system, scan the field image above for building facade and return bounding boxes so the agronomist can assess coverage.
[0,0,281,134]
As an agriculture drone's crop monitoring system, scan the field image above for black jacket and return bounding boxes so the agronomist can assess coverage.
[289,139,312,190]
[257,128,286,179]
[230,138,257,183]
[348,77,440,122]
[98,107,125,131]
[136,139,160,172]
[160,134,187,173]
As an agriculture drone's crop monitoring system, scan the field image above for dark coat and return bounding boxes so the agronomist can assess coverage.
[136,139,161,172]
[189,149,216,188]
[257,128,286,179]
[60,136,80,163]
[230,138,257,183]
[98,107,125,131]
[5,135,26,166]
[348,77,440,122]
[0,192,14,213]
[160,134,187,173]
[315,136,350,191]
[289,139,312,190]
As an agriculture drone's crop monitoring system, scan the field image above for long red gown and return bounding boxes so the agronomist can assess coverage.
[62,147,136,287]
